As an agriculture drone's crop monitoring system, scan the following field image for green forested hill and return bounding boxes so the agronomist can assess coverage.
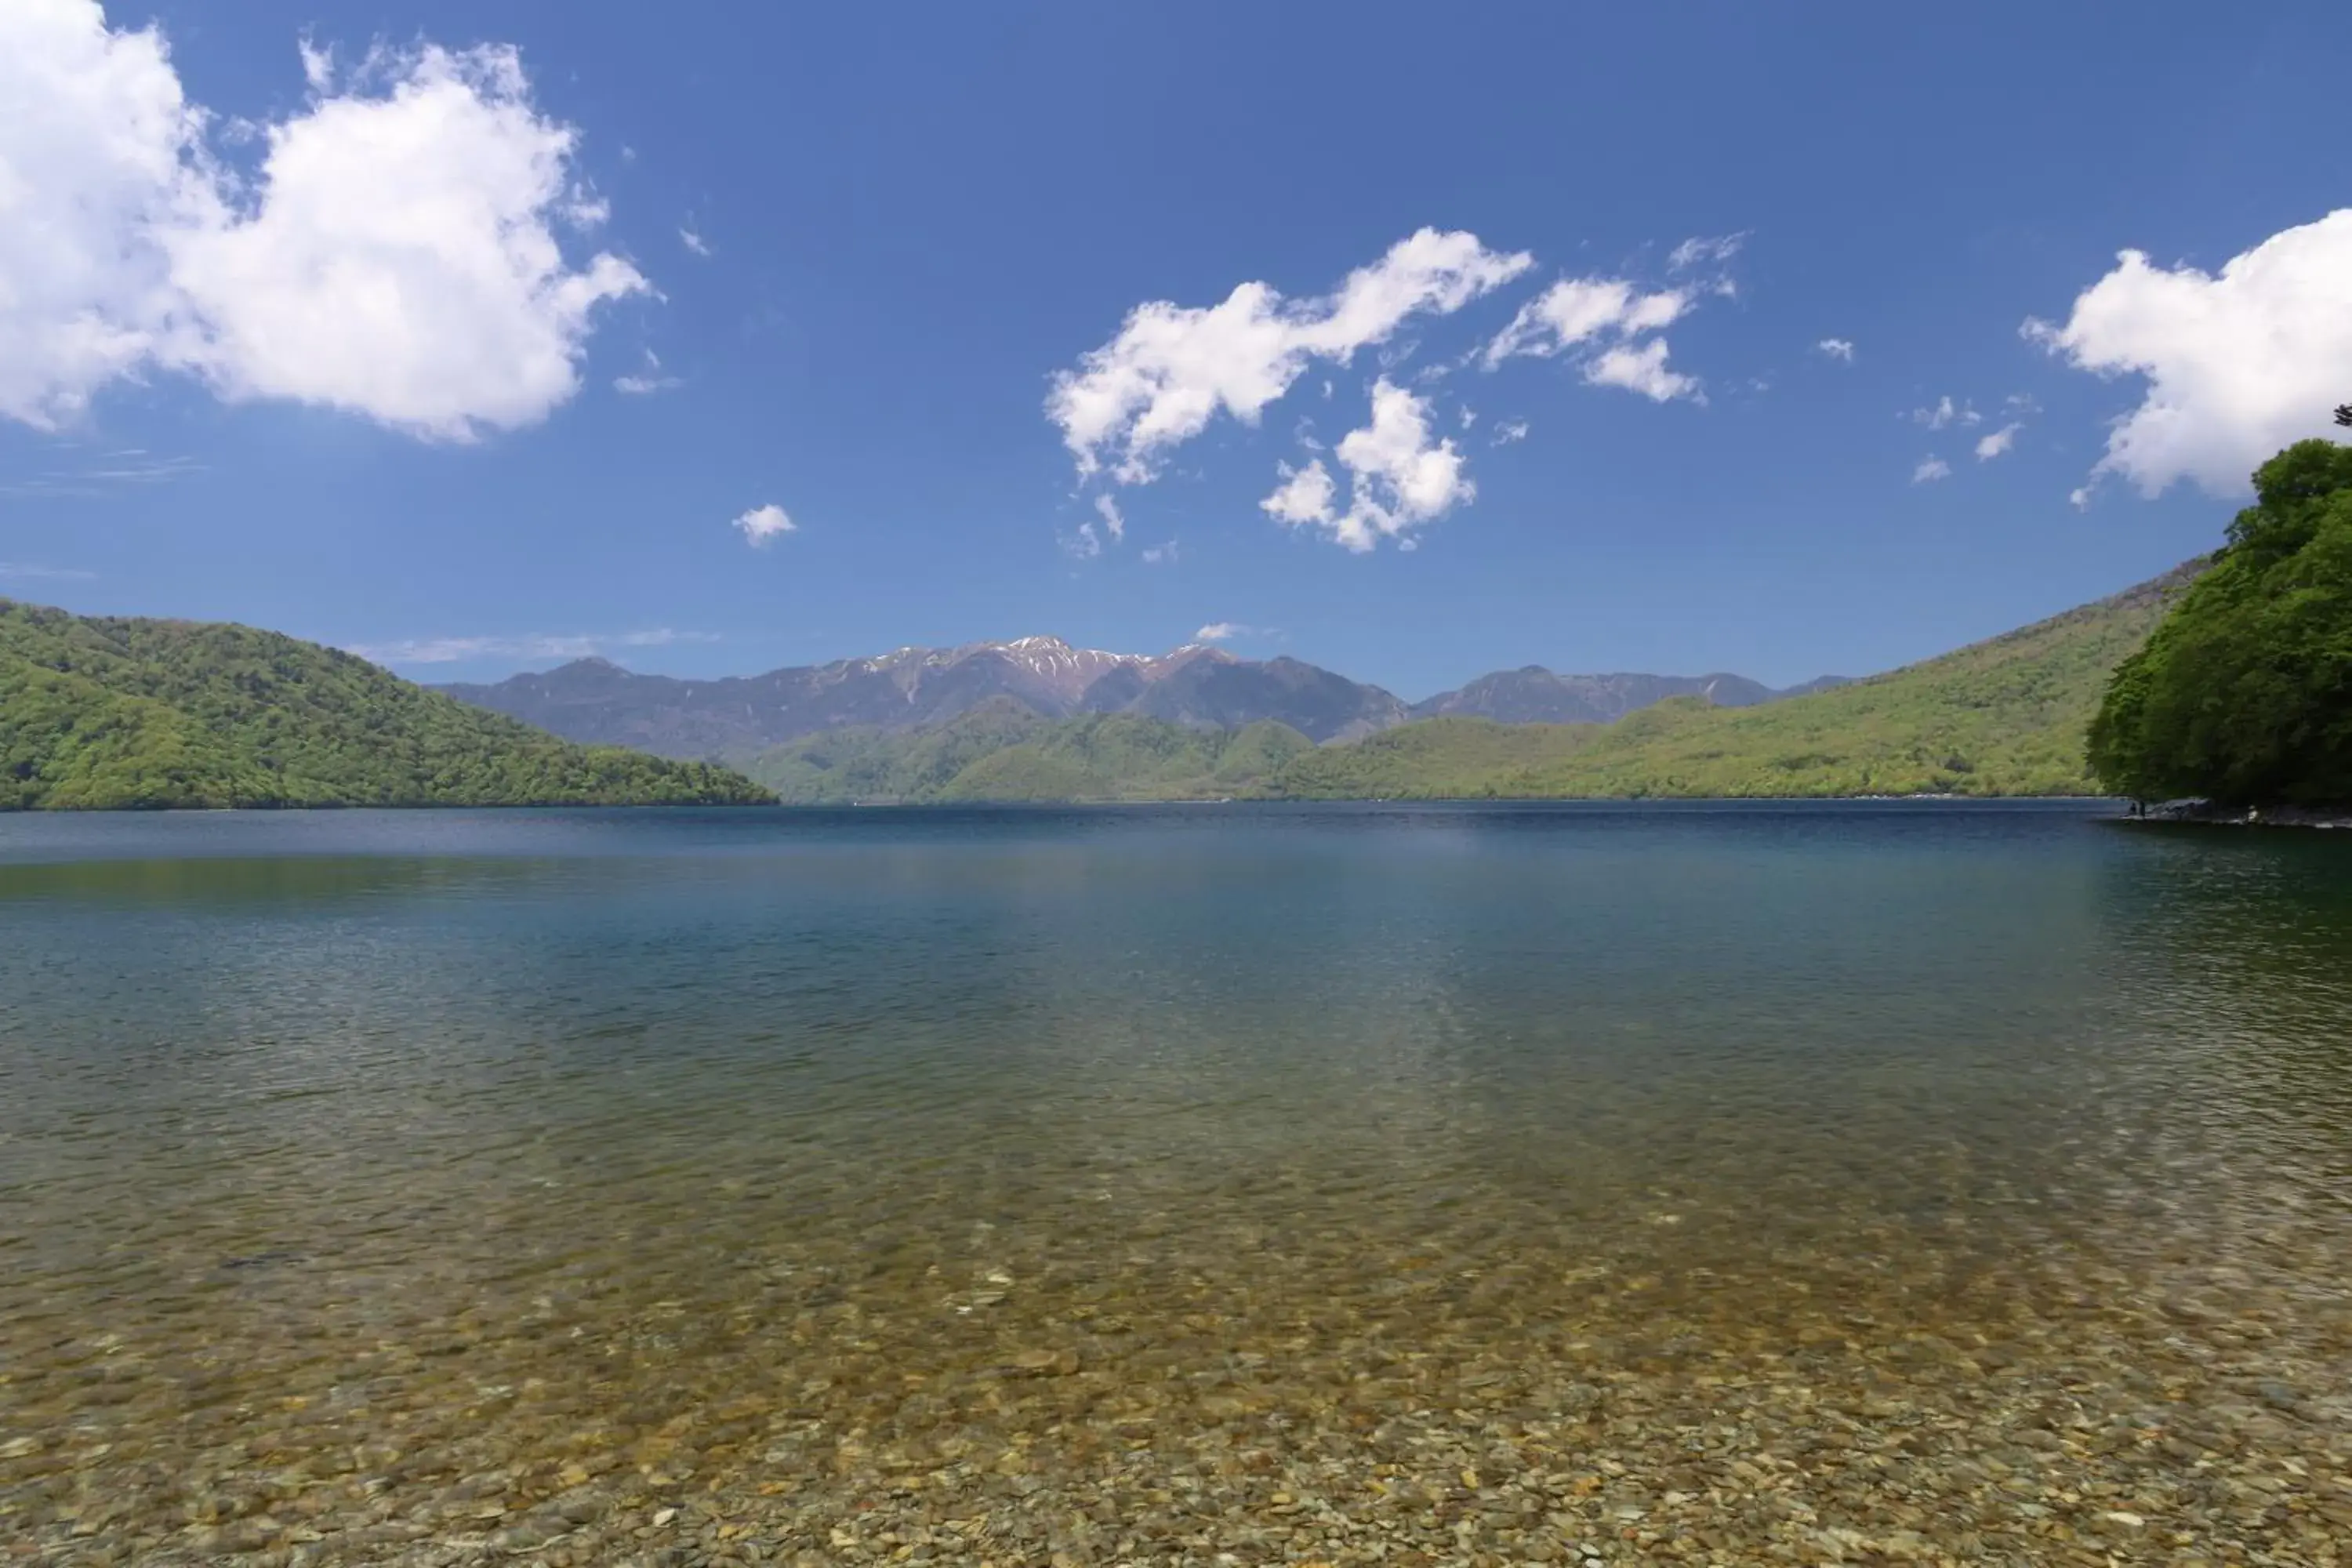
[739,699,1313,803]
[734,564,2200,804]
[1275,561,2207,800]
[0,601,775,810]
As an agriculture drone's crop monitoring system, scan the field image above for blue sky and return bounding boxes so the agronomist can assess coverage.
[4,1,2349,699]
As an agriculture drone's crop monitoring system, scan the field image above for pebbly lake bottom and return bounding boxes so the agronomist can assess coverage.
[2,800,2350,1566]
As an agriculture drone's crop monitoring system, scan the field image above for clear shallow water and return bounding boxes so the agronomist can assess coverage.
[2,801,2350,1566]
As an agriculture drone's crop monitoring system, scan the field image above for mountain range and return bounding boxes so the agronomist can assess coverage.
[437,640,1845,757]
[728,561,2202,804]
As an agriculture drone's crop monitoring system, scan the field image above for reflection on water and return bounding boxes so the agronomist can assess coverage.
[2,803,2349,1566]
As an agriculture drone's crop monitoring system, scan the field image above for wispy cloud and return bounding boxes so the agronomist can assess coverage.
[343,628,716,666]
[1142,539,1178,565]
[0,451,205,499]
[1665,232,1748,296]
[1491,418,1530,445]
[680,224,713,258]
[1668,232,1748,271]
[1816,338,1855,363]
[613,348,681,396]
[1194,621,1268,643]
[1912,456,1952,484]
[1092,493,1124,542]
[1910,396,1980,430]
[0,561,97,581]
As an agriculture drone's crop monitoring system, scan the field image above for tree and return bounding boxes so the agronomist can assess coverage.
[2336,404,2352,427]
[2087,439,2352,805]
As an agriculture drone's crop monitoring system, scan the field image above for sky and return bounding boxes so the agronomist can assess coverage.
[4,0,2350,699]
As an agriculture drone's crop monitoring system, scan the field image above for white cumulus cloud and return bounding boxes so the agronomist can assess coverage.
[1483,276,1704,401]
[1261,378,1472,552]
[0,1,644,439]
[734,503,795,546]
[1975,423,2022,461]
[1194,622,1261,643]
[1046,227,1531,485]
[2026,209,2352,497]
[1816,338,1856,362]
[1585,338,1699,402]
[1912,456,1952,484]
[1261,458,1339,529]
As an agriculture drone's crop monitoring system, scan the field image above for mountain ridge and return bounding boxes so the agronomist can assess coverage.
[437,636,1838,756]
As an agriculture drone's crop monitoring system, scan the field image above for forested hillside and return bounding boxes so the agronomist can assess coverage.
[0,602,774,810]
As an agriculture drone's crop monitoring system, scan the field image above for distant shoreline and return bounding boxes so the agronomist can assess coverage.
[3,794,2126,817]
[2122,801,2352,831]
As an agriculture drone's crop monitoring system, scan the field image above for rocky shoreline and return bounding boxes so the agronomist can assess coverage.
[2126,800,2352,829]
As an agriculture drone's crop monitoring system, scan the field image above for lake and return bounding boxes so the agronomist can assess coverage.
[3,802,2349,1566]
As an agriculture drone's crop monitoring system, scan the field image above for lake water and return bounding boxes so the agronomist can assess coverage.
[3,802,2350,1566]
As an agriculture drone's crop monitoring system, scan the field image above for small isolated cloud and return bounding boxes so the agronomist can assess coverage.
[345,627,710,666]
[1910,396,1981,430]
[1142,539,1178,565]
[1092,492,1124,542]
[1046,227,1531,485]
[1816,338,1856,363]
[1585,337,1699,402]
[1492,418,1529,445]
[680,225,712,258]
[612,349,681,396]
[2026,209,2352,497]
[1062,521,1102,560]
[0,561,97,581]
[0,2,646,439]
[1261,377,1472,552]
[1912,456,1952,484]
[1483,276,1705,402]
[1975,423,2022,461]
[1194,621,1259,643]
[734,503,795,546]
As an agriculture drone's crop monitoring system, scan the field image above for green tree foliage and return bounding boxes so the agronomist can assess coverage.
[2088,439,2352,806]
[0,601,775,810]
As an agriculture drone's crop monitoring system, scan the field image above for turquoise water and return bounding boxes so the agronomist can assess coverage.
[3,802,2350,1565]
